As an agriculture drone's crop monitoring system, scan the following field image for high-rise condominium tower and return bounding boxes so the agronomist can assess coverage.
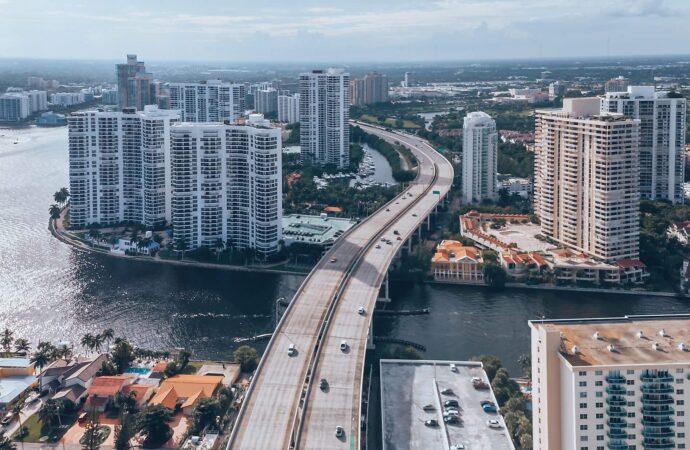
[601,86,686,203]
[363,72,389,104]
[68,106,181,228]
[168,80,246,123]
[530,314,690,450]
[462,112,498,204]
[605,76,630,93]
[170,118,282,257]
[116,54,154,110]
[278,94,300,124]
[534,98,640,262]
[299,69,350,169]
[255,88,278,114]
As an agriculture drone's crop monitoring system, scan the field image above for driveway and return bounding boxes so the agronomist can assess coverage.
[3,396,45,437]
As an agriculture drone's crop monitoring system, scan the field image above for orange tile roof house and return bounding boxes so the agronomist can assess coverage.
[86,375,133,412]
[431,240,484,283]
[122,383,155,406]
[149,375,224,415]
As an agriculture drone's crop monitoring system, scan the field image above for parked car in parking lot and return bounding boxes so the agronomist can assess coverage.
[481,400,497,413]
[424,419,439,427]
[444,399,459,408]
[487,419,502,428]
[0,412,14,426]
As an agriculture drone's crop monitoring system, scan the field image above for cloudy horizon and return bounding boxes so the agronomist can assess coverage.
[1,0,689,63]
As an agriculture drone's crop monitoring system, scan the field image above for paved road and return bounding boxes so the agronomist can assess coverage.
[227,126,453,450]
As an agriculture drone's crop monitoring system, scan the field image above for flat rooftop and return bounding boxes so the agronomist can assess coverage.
[380,359,515,450]
[531,314,690,367]
[484,222,555,253]
[282,214,356,245]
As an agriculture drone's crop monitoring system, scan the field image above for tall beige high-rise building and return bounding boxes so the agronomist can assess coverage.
[534,98,640,263]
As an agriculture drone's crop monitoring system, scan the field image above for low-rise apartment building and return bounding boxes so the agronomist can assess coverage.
[431,240,484,283]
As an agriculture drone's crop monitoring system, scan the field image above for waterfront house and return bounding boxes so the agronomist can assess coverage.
[86,375,133,412]
[500,251,548,280]
[149,375,224,415]
[431,240,484,283]
[39,354,108,395]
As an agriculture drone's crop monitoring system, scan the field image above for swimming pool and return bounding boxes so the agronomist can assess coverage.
[125,367,151,377]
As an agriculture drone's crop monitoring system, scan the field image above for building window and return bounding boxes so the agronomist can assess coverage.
[676,368,684,374]
[626,370,634,374]
[678,432,685,438]
[580,414,588,420]
[596,392,603,397]
[579,381,587,387]
[626,379,635,385]
[678,389,685,395]
[595,370,602,376]
[579,371,587,376]
[595,381,603,386]
[596,424,604,430]
[678,411,685,416]
[580,424,588,430]
[596,413,604,419]
[678,400,685,406]
[580,403,588,409]
[581,436,588,442]
[580,392,587,398]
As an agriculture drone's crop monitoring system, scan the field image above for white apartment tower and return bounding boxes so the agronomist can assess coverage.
[299,69,350,169]
[255,88,278,114]
[169,80,246,123]
[462,112,498,203]
[68,106,180,228]
[534,98,640,263]
[601,86,686,203]
[278,94,300,124]
[530,315,690,450]
[170,119,282,257]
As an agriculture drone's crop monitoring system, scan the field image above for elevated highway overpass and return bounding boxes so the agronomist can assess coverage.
[228,124,454,450]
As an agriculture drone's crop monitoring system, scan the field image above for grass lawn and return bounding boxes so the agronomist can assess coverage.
[14,412,78,443]
[359,114,420,129]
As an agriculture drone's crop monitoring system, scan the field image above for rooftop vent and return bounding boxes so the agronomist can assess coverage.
[607,344,616,352]
[571,345,579,354]
[652,342,660,352]
[659,329,668,337]
[636,331,644,339]
[593,331,601,340]
[679,343,687,352]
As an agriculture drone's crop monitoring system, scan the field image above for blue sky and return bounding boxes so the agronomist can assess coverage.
[1,0,688,62]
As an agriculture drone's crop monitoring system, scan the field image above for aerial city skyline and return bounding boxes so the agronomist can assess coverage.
[2,1,690,450]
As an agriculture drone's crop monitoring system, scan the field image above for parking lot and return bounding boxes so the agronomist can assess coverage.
[380,360,515,450]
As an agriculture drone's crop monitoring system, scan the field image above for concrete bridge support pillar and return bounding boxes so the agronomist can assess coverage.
[378,272,390,303]
[427,214,431,230]
[367,322,375,350]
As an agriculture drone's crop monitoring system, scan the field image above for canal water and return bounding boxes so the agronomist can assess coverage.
[1,126,689,374]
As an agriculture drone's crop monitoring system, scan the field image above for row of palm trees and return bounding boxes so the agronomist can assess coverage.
[49,187,70,223]
[0,328,30,355]
[80,328,115,355]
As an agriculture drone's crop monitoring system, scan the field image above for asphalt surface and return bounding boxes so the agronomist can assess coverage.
[227,125,454,450]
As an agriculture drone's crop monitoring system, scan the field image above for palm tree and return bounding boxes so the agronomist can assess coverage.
[12,402,23,449]
[14,338,30,354]
[30,351,50,372]
[0,429,16,450]
[81,333,96,355]
[101,328,115,351]
[0,329,14,354]
[38,400,60,427]
[176,238,189,260]
[55,344,72,361]
[92,334,104,354]
[214,238,225,261]
[49,204,61,222]
[59,187,70,204]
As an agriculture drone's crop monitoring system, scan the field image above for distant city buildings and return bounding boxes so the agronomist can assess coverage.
[170,117,282,257]
[299,69,350,169]
[605,75,630,93]
[548,81,567,100]
[255,88,278,114]
[530,314,690,450]
[403,71,415,87]
[68,106,181,229]
[601,86,686,203]
[462,111,498,203]
[27,76,59,91]
[0,90,48,121]
[50,92,85,106]
[363,72,389,104]
[116,54,155,110]
[534,98,640,263]
[349,78,365,106]
[168,80,246,123]
[277,93,300,124]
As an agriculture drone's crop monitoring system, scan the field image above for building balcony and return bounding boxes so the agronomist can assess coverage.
[607,429,627,439]
[608,419,627,429]
[606,396,627,406]
[606,374,626,384]
[642,418,674,428]
[607,442,628,450]
[642,385,674,394]
[608,407,627,417]
[641,396,674,405]
[642,428,675,438]
[641,373,673,383]
[606,385,627,394]
[641,406,674,416]
[642,439,675,449]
